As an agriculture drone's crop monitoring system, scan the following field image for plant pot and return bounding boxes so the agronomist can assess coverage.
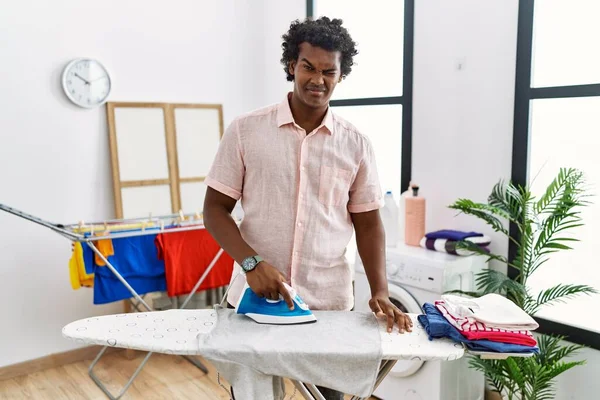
[485,388,523,400]
[485,389,503,400]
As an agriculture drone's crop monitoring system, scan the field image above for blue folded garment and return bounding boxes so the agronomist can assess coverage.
[425,230,484,241]
[418,303,539,354]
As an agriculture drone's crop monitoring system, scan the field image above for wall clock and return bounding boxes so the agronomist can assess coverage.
[61,58,112,108]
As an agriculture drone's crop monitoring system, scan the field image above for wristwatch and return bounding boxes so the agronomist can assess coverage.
[240,255,263,273]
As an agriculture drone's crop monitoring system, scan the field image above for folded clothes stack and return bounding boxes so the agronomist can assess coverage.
[419,229,491,256]
[417,293,540,354]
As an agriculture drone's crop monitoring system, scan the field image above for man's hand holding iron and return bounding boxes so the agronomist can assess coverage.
[246,261,295,310]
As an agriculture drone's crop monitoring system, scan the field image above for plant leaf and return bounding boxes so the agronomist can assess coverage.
[474,270,528,308]
[449,199,510,236]
[535,168,586,214]
[536,284,598,308]
[489,180,523,222]
[536,334,585,365]
[442,289,481,297]
[455,240,514,267]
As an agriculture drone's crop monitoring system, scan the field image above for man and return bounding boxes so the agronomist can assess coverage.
[203,16,412,399]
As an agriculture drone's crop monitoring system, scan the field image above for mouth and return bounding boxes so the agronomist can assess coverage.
[306,87,326,97]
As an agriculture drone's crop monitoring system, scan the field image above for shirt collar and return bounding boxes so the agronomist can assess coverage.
[277,92,334,135]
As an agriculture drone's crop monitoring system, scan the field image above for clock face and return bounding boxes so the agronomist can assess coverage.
[62,58,111,108]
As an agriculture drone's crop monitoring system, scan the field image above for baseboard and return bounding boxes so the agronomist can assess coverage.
[0,345,122,381]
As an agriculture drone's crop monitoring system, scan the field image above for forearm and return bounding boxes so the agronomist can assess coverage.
[204,203,257,265]
[354,214,389,297]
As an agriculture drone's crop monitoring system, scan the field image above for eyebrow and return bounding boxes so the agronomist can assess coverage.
[300,58,337,72]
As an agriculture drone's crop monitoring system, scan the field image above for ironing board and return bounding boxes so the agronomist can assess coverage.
[62,309,532,400]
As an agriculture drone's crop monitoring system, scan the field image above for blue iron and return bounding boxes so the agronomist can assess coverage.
[235,282,317,325]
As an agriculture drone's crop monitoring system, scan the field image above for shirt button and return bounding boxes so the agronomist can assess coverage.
[301,166,305,171]
[297,222,302,227]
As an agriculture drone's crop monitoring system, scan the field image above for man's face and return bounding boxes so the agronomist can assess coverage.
[289,42,342,110]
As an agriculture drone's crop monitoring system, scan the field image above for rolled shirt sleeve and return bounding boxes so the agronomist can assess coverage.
[205,118,245,200]
[348,137,384,213]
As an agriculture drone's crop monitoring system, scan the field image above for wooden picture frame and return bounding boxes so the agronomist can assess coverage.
[106,102,224,219]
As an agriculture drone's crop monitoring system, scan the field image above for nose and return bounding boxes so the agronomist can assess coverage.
[310,72,325,86]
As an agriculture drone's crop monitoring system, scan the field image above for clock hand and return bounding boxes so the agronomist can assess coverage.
[90,76,108,83]
[74,73,91,85]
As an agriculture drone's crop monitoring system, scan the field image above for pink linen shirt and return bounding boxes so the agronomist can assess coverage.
[205,93,384,311]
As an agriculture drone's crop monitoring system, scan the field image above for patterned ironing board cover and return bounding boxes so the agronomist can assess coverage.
[62,310,465,362]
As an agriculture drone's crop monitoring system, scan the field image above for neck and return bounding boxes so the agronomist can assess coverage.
[289,92,328,134]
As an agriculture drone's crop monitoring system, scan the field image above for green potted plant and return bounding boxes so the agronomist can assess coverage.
[447,167,597,400]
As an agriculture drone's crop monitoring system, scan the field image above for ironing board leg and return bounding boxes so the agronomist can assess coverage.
[182,355,209,374]
[88,346,154,400]
[348,359,397,400]
[292,380,317,399]
[291,381,327,400]
[128,295,149,313]
[291,359,398,400]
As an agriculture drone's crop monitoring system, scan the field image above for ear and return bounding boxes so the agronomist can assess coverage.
[288,60,296,77]
[338,76,343,83]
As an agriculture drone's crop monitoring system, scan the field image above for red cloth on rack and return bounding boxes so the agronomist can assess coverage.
[155,228,234,297]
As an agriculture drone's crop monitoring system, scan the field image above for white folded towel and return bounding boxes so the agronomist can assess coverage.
[441,293,539,331]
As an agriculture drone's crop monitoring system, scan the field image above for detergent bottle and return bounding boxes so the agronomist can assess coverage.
[382,191,399,248]
[404,184,426,247]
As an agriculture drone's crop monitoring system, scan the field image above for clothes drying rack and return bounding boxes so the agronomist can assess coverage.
[0,203,230,400]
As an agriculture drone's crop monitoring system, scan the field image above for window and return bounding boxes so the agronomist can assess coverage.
[332,104,403,200]
[513,0,600,348]
[307,0,414,265]
[312,0,405,100]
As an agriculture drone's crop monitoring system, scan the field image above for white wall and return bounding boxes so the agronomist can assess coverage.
[412,1,599,399]
[262,0,304,104]
[0,0,303,368]
[412,0,517,267]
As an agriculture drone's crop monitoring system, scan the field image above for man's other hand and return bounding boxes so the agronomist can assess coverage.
[369,294,413,333]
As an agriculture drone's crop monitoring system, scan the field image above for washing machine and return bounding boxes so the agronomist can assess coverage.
[354,243,487,400]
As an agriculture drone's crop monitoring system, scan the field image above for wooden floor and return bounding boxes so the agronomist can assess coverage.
[0,350,371,399]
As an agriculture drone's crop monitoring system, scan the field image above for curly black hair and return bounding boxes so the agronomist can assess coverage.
[280,16,358,82]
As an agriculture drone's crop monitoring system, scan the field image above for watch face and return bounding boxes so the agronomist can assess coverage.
[62,58,111,108]
[242,257,257,271]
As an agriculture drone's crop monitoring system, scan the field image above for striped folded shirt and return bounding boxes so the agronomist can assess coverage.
[435,300,537,347]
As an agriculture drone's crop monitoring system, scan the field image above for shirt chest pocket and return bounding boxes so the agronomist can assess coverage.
[318,166,353,207]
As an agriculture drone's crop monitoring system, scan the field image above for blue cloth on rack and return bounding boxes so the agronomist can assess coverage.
[418,303,539,354]
[425,230,483,241]
[94,274,166,305]
[90,234,167,305]
[81,243,95,275]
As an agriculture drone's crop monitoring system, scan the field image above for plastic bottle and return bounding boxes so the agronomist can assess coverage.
[404,184,426,247]
[397,182,412,243]
[382,191,399,248]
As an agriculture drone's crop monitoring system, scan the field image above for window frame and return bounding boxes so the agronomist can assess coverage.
[306,0,415,192]
[512,0,600,349]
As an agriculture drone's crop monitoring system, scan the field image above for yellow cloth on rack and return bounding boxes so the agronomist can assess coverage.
[94,238,114,266]
[69,242,94,289]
